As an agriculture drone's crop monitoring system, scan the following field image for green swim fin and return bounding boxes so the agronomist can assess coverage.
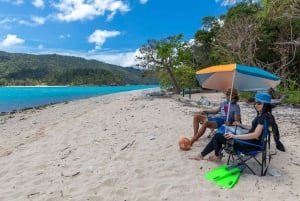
[216,171,241,189]
[205,164,241,182]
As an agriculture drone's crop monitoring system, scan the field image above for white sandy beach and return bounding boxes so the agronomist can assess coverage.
[0,90,299,201]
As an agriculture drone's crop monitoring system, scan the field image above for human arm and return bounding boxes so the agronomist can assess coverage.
[202,107,220,115]
[231,121,251,130]
[233,111,241,124]
[190,135,197,146]
[229,103,241,125]
[225,114,241,126]
[224,124,263,140]
[224,104,241,126]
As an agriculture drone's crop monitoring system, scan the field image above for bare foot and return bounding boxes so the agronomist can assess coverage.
[208,155,221,162]
[189,154,203,161]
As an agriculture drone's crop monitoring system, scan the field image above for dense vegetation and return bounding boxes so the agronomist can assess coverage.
[136,0,300,104]
[0,51,158,86]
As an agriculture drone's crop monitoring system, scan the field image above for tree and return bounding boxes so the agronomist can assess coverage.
[212,1,263,65]
[136,34,193,93]
[214,16,261,65]
[258,0,300,88]
[193,16,221,68]
[211,0,300,89]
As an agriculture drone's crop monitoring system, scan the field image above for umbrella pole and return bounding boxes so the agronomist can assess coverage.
[226,70,237,124]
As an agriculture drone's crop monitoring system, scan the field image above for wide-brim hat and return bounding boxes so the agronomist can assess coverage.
[255,92,271,103]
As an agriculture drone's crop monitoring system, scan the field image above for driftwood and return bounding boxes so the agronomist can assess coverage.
[121,140,136,151]
[61,171,80,177]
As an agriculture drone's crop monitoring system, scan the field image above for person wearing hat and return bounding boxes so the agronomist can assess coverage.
[190,88,241,146]
[189,91,281,162]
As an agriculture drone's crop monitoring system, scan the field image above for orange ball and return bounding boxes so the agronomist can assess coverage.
[178,136,191,151]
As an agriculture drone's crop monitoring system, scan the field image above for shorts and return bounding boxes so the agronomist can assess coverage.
[207,116,225,128]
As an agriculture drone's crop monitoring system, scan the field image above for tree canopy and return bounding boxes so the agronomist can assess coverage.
[136,34,196,93]
[137,0,300,95]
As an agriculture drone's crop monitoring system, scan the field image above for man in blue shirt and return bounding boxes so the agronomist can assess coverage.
[190,88,241,146]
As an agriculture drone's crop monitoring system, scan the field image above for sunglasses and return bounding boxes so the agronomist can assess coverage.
[254,101,263,105]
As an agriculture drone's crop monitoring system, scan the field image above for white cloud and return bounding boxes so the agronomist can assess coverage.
[59,34,71,39]
[0,18,17,29]
[32,48,138,67]
[52,0,130,22]
[19,20,30,26]
[0,34,24,47]
[32,0,45,8]
[215,0,258,6]
[88,50,139,67]
[32,16,46,25]
[18,16,46,26]
[0,43,138,67]
[0,18,12,24]
[105,1,131,21]
[139,0,148,4]
[221,0,238,5]
[0,0,23,5]
[88,29,121,50]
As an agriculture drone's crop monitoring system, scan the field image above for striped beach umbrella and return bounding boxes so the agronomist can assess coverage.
[196,63,281,92]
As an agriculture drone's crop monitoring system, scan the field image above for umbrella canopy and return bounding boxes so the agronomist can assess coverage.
[196,63,281,92]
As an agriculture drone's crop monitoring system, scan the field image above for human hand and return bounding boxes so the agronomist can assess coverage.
[201,110,208,114]
[224,133,235,139]
[225,121,231,126]
[232,121,240,126]
[190,138,194,146]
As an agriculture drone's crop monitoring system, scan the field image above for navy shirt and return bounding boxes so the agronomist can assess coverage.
[247,113,270,145]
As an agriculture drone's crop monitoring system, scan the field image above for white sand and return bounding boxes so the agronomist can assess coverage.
[0,90,299,201]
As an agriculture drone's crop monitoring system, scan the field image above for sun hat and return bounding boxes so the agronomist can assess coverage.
[254,92,271,103]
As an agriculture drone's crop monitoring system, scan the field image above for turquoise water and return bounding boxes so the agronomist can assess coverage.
[0,85,159,112]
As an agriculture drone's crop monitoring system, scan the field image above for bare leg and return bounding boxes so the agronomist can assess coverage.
[208,155,221,162]
[191,121,218,145]
[189,154,203,161]
[193,113,207,136]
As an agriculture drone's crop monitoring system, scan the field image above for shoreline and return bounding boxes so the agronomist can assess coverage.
[1,89,298,116]
[0,90,299,200]
[0,85,160,113]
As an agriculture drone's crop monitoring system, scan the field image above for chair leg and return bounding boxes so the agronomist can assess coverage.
[207,129,216,138]
[260,146,272,176]
[232,155,258,175]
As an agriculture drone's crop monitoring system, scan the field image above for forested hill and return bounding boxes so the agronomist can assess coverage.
[0,51,158,86]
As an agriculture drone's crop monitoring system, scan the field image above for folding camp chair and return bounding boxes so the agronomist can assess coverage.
[223,120,272,176]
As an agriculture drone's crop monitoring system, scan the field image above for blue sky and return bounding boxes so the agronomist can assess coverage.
[0,0,239,67]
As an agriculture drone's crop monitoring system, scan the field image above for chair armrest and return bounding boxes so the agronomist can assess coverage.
[233,139,262,148]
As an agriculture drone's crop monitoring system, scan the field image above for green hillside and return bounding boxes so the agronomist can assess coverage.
[0,51,158,86]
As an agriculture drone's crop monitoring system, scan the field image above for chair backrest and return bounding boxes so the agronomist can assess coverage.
[233,119,270,151]
[260,120,270,149]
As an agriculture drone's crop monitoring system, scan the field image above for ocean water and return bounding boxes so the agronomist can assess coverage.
[0,85,159,113]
